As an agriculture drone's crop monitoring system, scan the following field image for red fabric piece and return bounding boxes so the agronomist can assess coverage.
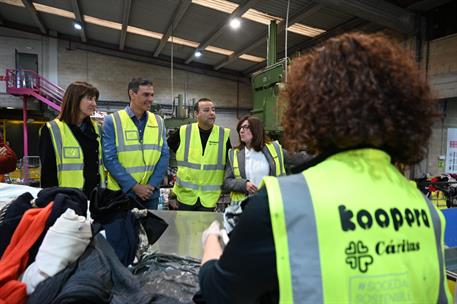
[0,203,54,304]
[0,143,17,174]
[428,177,440,192]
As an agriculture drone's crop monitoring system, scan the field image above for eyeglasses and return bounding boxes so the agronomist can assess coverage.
[239,125,250,131]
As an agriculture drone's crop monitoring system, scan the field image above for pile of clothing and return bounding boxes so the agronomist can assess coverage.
[416,174,457,208]
[0,187,168,304]
[132,252,203,304]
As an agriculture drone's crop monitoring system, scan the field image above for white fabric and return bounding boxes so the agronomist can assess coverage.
[0,183,41,204]
[21,208,92,294]
[20,262,48,295]
[244,148,270,187]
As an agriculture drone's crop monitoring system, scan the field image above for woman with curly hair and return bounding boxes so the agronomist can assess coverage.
[198,32,451,303]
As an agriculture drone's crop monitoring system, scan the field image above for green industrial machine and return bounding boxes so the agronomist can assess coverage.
[251,21,288,139]
[164,94,195,130]
[164,94,196,170]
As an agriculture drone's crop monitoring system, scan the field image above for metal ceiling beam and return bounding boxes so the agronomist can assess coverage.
[71,0,86,43]
[185,0,260,64]
[119,0,132,51]
[153,0,191,57]
[67,40,250,84]
[312,0,415,35]
[214,3,322,71]
[242,18,368,75]
[21,0,46,34]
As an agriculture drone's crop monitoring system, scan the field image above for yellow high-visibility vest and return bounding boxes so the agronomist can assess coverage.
[173,123,230,208]
[229,141,285,202]
[262,149,451,303]
[47,118,105,188]
[107,110,164,190]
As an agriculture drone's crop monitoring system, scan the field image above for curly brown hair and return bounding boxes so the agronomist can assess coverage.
[282,32,436,165]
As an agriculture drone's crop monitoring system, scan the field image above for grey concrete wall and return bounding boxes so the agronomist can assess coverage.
[413,98,457,177]
[0,28,58,111]
[57,44,253,143]
[0,28,58,93]
[427,33,457,99]
[412,34,457,177]
[57,44,252,109]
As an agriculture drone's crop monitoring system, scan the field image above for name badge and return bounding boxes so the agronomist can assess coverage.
[125,130,139,141]
[63,147,81,158]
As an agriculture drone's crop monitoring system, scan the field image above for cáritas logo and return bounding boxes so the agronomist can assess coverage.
[345,241,373,273]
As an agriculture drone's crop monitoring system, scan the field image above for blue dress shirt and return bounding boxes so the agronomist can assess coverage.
[102,106,169,199]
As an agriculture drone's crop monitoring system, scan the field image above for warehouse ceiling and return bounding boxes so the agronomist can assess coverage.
[0,0,452,79]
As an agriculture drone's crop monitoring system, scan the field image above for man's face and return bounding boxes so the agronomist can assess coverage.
[130,84,154,113]
[196,101,216,127]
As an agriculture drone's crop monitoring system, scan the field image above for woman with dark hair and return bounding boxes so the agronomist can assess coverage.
[222,115,286,231]
[224,115,285,200]
[198,32,451,303]
[39,81,104,197]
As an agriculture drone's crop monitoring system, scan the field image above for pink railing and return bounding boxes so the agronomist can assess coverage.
[5,69,63,111]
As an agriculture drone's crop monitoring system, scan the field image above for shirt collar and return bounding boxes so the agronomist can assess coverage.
[125,105,147,120]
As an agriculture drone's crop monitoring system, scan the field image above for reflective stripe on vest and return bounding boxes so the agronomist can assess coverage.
[173,123,230,207]
[107,110,163,190]
[262,149,451,303]
[266,141,286,176]
[229,141,285,202]
[47,119,105,188]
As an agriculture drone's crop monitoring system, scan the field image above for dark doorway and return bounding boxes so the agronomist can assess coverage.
[15,51,38,72]
[15,51,38,88]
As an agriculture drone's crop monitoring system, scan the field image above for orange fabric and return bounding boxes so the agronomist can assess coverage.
[0,203,54,304]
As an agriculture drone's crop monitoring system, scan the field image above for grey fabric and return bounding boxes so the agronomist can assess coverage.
[223,148,249,194]
[28,234,154,304]
[132,252,201,304]
[279,174,323,302]
[283,150,314,172]
[223,201,243,233]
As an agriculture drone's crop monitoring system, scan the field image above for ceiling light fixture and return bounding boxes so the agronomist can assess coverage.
[74,22,82,30]
[229,18,241,29]
[191,0,237,14]
[0,0,265,62]
[194,50,202,58]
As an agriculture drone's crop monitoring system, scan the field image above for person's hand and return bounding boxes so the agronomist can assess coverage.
[132,184,155,201]
[202,220,222,247]
[246,181,257,194]
[0,147,7,156]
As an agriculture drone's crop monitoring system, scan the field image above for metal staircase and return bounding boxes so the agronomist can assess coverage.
[2,69,64,162]
[5,68,64,112]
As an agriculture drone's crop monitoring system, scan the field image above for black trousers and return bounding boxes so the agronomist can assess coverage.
[177,198,214,212]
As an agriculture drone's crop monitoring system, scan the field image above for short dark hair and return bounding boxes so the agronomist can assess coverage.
[59,81,99,125]
[282,32,436,165]
[236,115,269,152]
[194,98,213,113]
[128,77,153,100]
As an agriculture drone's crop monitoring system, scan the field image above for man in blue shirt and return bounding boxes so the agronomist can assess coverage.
[102,77,169,209]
